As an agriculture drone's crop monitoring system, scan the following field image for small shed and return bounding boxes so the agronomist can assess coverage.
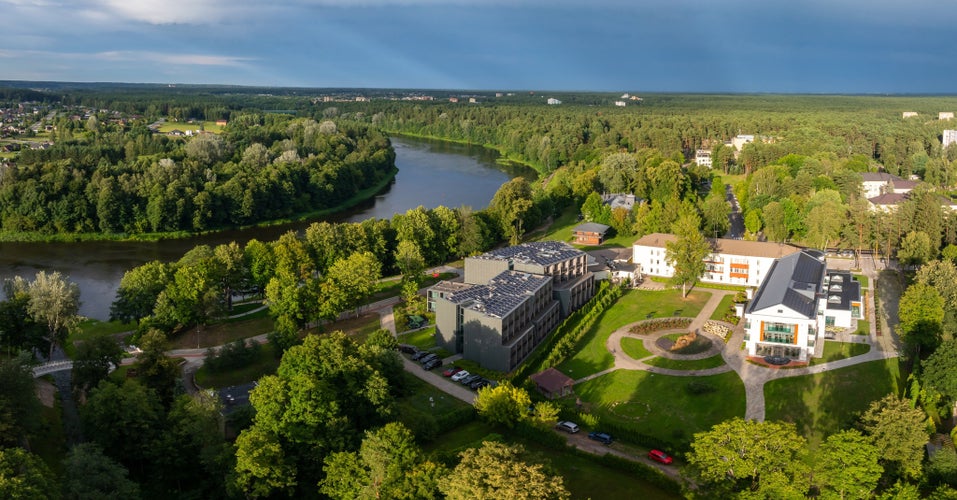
[572,222,610,245]
[529,367,575,400]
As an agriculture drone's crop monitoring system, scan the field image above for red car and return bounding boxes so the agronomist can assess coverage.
[648,449,673,465]
[442,366,463,377]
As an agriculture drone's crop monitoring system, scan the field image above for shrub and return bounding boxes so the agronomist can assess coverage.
[204,339,261,373]
[627,318,693,335]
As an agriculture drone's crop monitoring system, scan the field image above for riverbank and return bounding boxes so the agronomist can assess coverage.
[0,165,400,243]
[386,131,545,177]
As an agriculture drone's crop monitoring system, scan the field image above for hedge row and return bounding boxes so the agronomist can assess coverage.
[510,282,622,383]
[401,405,476,443]
[627,317,693,335]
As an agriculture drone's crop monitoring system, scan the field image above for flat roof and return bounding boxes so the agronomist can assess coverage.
[824,271,862,311]
[447,271,551,318]
[476,241,584,267]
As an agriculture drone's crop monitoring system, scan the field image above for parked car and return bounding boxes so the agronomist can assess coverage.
[648,449,673,465]
[418,353,439,365]
[411,350,430,361]
[422,358,442,370]
[588,431,613,444]
[556,421,580,434]
[442,366,463,377]
[450,370,471,382]
[460,374,482,386]
[469,378,489,389]
[398,344,418,355]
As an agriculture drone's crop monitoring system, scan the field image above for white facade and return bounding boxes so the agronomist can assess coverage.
[633,233,799,288]
[903,111,918,118]
[694,149,712,168]
[547,98,562,105]
[940,112,955,120]
[731,134,755,150]
[944,130,957,148]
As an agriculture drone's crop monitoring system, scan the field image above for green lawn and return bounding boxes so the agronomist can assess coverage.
[73,318,135,341]
[398,326,437,349]
[574,369,745,450]
[855,320,870,335]
[425,420,680,500]
[194,342,281,388]
[809,341,871,366]
[765,358,900,449]
[397,376,472,418]
[709,295,736,321]
[854,274,869,289]
[557,289,711,379]
[620,337,653,360]
[169,314,274,349]
[157,120,223,133]
[644,354,726,371]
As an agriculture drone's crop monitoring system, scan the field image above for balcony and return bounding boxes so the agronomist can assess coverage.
[763,335,795,344]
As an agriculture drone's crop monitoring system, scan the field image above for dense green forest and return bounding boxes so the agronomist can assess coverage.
[0,110,395,237]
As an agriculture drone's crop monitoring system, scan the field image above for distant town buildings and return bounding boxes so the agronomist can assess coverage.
[940,112,954,120]
[902,111,919,118]
[547,98,562,105]
[731,134,755,150]
[614,101,627,107]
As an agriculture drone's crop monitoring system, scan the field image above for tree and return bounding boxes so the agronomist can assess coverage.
[665,212,711,297]
[490,177,534,245]
[0,353,43,447]
[321,251,382,320]
[898,282,945,358]
[233,424,297,499]
[110,261,172,324]
[72,335,124,393]
[456,205,486,257]
[0,280,46,355]
[804,201,845,250]
[27,270,80,359]
[62,443,141,500]
[597,152,637,193]
[473,383,532,428]
[580,191,611,224]
[440,441,570,500]
[135,329,179,408]
[82,379,164,479]
[815,429,882,499]
[762,201,789,242]
[155,392,230,498]
[185,133,226,165]
[916,260,957,338]
[860,394,929,480]
[0,447,58,500]
[687,418,807,496]
[394,240,425,286]
[701,190,731,238]
[898,231,936,269]
[922,339,957,413]
[320,422,445,500]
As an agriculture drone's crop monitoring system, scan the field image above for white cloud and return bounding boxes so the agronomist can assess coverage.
[95,50,255,67]
[95,0,239,24]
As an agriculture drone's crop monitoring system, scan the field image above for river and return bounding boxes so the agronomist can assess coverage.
[0,136,534,320]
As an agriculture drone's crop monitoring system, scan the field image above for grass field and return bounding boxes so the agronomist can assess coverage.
[425,420,680,500]
[169,314,274,349]
[574,369,745,450]
[157,120,224,133]
[855,320,870,335]
[855,274,869,289]
[557,289,711,379]
[621,337,653,360]
[644,354,726,371]
[764,358,900,448]
[194,342,280,388]
[809,341,871,366]
[709,294,736,321]
[398,326,437,350]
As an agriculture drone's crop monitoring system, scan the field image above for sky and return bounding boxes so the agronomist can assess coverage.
[2,0,956,93]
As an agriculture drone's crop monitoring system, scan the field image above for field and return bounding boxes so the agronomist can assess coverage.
[809,341,871,366]
[764,358,901,448]
[557,288,711,379]
[156,120,224,133]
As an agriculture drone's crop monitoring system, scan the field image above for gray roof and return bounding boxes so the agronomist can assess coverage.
[861,172,903,183]
[747,250,826,318]
[477,241,584,267]
[602,193,637,211]
[447,271,551,318]
[573,222,611,234]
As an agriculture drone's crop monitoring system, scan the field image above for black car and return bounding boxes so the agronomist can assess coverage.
[411,350,430,361]
[588,431,613,445]
[422,358,442,370]
[470,378,490,390]
[419,353,439,365]
[398,344,418,355]
[460,374,482,385]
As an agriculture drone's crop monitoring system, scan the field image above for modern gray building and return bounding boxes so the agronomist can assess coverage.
[431,241,594,372]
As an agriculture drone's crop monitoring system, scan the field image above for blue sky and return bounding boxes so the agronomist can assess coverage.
[2,0,955,93]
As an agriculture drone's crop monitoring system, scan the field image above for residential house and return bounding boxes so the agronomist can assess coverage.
[614,101,627,107]
[572,222,610,245]
[743,250,862,362]
[903,112,919,119]
[940,112,955,120]
[547,98,562,105]
[867,192,909,212]
[861,172,917,199]
[731,134,755,151]
[602,193,637,212]
[633,233,799,287]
